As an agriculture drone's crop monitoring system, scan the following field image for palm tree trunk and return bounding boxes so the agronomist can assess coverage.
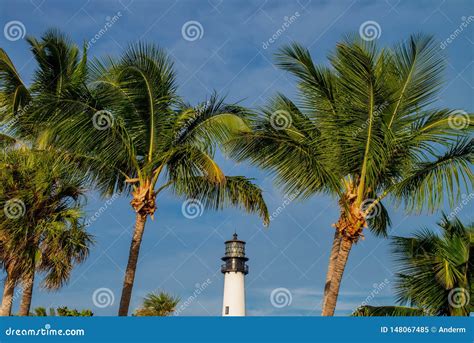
[323,230,341,298]
[118,212,148,316]
[321,236,353,316]
[18,272,35,316]
[0,268,17,316]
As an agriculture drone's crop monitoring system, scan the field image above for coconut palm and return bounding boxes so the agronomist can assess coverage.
[17,41,269,315]
[0,147,93,316]
[353,214,473,316]
[228,34,473,315]
[134,292,180,316]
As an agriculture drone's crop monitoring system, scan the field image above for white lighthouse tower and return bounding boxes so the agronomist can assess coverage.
[221,233,248,316]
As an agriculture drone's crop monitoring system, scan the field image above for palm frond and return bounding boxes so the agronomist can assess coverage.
[174,176,269,226]
[392,138,473,212]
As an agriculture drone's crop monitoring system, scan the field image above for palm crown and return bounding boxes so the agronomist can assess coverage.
[353,214,473,317]
[392,214,473,316]
[229,34,473,315]
[0,147,92,315]
[134,292,180,316]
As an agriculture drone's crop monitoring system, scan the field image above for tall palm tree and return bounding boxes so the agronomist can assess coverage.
[0,147,93,316]
[228,34,473,315]
[353,214,473,316]
[18,41,269,315]
[0,30,94,316]
[134,292,180,316]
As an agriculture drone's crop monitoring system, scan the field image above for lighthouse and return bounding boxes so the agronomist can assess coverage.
[221,233,248,316]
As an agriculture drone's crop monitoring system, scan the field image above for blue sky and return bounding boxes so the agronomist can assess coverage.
[1,0,473,316]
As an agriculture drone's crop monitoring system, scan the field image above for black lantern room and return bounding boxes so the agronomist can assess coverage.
[221,233,248,275]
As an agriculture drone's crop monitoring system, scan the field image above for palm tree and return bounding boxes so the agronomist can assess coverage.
[134,292,180,316]
[353,214,473,316]
[0,148,93,316]
[392,214,473,316]
[18,208,93,316]
[228,34,473,315]
[17,40,269,315]
[0,31,94,316]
